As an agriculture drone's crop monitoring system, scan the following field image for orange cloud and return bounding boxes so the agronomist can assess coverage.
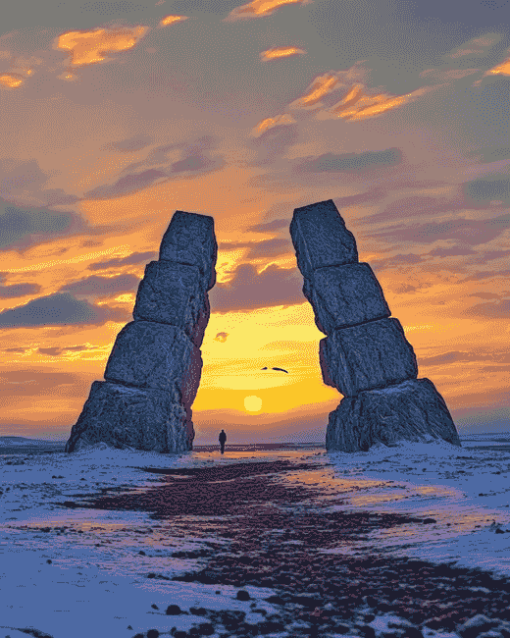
[420,68,479,81]
[321,84,432,122]
[450,34,500,58]
[159,15,188,27]
[226,0,310,21]
[486,56,510,77]
[250,113,296,137]
[290,73,340,108]
[260,46,306,61]
[55,25,149,67]
[0,72,23,88]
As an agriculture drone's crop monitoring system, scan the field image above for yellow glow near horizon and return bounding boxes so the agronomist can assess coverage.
[244,395,263,412]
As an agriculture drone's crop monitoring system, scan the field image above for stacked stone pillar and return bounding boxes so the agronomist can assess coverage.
[66,211,217,453]
[290,200,461,452]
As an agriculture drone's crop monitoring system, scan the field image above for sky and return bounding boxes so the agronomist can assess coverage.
[0,0,508,442]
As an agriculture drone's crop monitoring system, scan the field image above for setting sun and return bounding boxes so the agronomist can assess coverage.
[244,395,263,412]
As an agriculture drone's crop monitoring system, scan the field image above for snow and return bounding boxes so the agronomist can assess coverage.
[1,432,510,637]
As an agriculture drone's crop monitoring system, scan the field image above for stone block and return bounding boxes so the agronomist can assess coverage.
[325,378,461,452]
[105,321,202,406]
[159,211,217,290]
[133,261,210,347]
[290,199,358,280]
[65,381,193,453]
[307,263,390,333]
[320,318,418,396]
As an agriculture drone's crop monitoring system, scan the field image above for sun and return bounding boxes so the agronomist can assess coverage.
[244,395,262,412]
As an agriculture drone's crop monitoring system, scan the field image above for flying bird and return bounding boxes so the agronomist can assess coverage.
[261,366,289,373]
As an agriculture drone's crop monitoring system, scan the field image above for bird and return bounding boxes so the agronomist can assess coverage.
[260,366,289,373]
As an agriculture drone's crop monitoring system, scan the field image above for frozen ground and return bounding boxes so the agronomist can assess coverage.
[1,433,510,638]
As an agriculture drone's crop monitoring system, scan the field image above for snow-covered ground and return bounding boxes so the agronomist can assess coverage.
[1,433,510,638]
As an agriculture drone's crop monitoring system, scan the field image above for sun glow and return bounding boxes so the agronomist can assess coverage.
[244,395,263,412]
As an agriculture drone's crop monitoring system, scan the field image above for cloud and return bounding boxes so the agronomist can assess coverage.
[0,159,80,207]
[420,68,480,82]
[83,168,167,200]
[464,175,510,204]
[290,73,341,108]
[214,332,228,342]
[38,347,64,356]
[485,55,510,77]
[372,212,510,247]
[226,0,309,21]
[0,72,23,88]
[37,345,88,357]
[462,268,510,282]
[247,120,298,165]
[0,292,129,328]
[247,218,288,232]
[170,154,216,174]
[472,249,510,263]
[260,46,306,62]
[427,245,477,258]
[55,25,149,67]
[80,1,142,14]
[464,299,510,319]
[219,238,293,260]
[0,199,90,251]
[0,369,93,402]
[469,292,500,299]
[287,62,433,122]
[209,263,304,312]
[86,137,223,199]
[0,282,41,298]
[449,34,500,59]
[297,148,402,173]
[159,15,188,27]
[250,114,296,138]
[358,195,466,226]
[420,349,510,366]
[468,146,510,164]
[247,238,293,259]
[320,84,434,122]
[370,253,424,272]
[103,135,153,153]
[88,251,157,270]
[59,273,140,298]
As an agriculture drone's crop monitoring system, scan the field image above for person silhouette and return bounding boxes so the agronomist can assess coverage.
[219,429,227,454]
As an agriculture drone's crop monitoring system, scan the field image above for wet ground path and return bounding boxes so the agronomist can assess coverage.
[63,456,510,636]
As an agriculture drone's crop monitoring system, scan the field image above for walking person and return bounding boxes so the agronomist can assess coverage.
[219,429,227,454]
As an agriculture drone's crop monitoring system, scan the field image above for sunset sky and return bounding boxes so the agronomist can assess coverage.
[0,0,508,442]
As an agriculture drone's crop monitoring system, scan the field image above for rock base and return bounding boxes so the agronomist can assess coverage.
[65,381,193,453]
[326,378,461,452]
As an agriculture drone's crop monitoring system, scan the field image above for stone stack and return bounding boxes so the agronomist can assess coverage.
[290,199,461,452]
[65,211,217,453]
